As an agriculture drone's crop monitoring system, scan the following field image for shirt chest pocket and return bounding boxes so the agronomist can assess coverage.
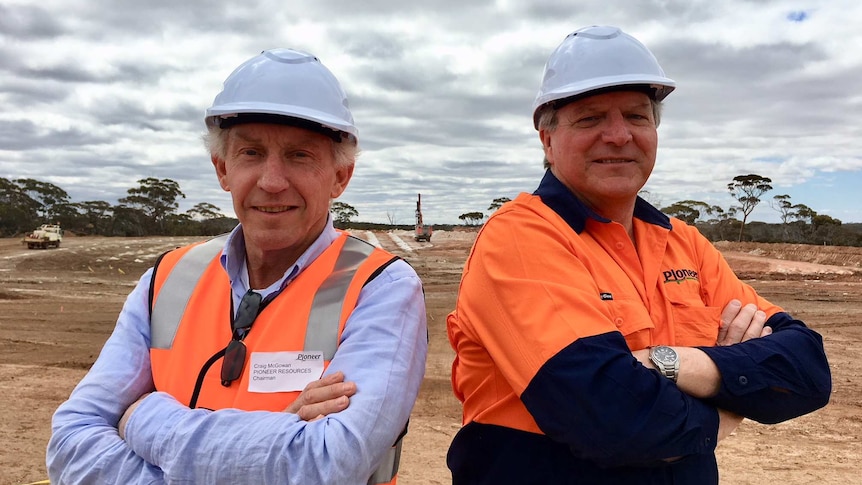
[666,288,721,346]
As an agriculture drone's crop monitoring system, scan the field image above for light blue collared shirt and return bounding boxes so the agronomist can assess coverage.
[47,220,428,484]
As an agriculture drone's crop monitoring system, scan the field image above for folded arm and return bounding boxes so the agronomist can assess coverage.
[629,288,829,441]
[699,311,831,423]
[47,270,165,484]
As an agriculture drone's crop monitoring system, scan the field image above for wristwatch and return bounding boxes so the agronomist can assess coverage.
[649,346,680,382]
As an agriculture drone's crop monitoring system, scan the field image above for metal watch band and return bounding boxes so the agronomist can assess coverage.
[658,361,679,382]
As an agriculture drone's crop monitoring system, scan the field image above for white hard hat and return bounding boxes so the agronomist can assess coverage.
[206,48,357,140]
[532,25,675,129]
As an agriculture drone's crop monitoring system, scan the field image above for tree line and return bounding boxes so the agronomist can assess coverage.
[4,174,860,246]
[662,174,858,246]
[0,177,237,238]
[469,175,862,246]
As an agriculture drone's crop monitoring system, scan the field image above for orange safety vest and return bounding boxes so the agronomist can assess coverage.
[149,232,402,485]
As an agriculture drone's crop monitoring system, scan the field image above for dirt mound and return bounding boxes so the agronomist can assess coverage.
[713,241,861,281]
[714,241,862,268]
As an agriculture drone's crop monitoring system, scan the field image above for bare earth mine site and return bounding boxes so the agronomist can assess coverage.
[1,232,860,484]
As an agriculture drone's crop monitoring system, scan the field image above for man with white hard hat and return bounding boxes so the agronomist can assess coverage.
[47,48,428,485]
[446,25,831,484]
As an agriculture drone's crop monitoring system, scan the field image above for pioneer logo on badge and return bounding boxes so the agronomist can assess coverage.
[600,292,614,301]
[296,352,322,362]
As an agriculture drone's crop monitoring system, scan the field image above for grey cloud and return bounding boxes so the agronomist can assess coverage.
[0,46,23,72]
[20,65,103,83]
[17,59,170,84]
[517,0,709,24]
[655,39,840,133]
[372,65,457,93]
[86,99,201,131]
[354,89,533,152]
[0,78,70,106]
[340,32,406,60]
[271,0,496,19]
[657,39,827,88]
[0,119,109,151]
[0,5,64,40]
[350,42,543,148]
[347,38,546,129]
[48,1,233,39]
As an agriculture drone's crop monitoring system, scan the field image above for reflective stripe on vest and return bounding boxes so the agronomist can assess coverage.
[306,235,374,360]
[150,234,401,485]
[369,441,402,485]
[151,234,228,349]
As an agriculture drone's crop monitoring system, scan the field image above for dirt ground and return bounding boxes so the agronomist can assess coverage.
[1,231,860,484]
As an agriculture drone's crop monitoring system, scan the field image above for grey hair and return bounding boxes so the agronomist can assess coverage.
[203,125,359,168]
[537,98,663,169]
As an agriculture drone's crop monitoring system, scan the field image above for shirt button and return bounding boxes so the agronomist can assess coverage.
[739,376,749,385]
[615,241,625,250]
[614,317,624,325]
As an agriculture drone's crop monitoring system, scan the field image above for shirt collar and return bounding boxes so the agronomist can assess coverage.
[220,215,340,299]
[533,169,672,233]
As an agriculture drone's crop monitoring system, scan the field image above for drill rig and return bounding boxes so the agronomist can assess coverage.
[414,193,433,242]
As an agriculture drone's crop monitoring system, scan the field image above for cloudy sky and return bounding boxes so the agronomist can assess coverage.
[2,0,861,225]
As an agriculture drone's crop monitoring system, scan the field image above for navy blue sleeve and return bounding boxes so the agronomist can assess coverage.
[521,332,719,467]
[698,312,831,424]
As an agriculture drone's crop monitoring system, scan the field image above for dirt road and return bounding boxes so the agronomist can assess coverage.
[1,233,860,484]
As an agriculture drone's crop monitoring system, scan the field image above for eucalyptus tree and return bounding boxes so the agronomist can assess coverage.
[727,174,772,241]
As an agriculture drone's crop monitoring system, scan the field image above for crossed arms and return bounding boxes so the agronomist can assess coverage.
[47,261,428,485]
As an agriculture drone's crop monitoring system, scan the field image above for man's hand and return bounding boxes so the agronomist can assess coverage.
[716,299,771,346]
[118,393,151,440]
[285,371,357,421]
[717,408,744,443]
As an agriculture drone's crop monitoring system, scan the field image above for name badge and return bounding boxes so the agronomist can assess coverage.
[247,351,324,393]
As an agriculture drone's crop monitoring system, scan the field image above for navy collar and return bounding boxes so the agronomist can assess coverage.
[533,169,672,234]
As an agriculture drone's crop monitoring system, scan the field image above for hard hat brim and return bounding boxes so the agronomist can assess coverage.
[206,102,358,138]
[214,113,350,143]
[531,76,675,129]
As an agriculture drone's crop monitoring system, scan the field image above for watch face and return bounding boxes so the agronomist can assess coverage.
[653,346,678,364]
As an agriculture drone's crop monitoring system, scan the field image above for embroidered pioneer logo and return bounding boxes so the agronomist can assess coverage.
[662,268,699,284]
